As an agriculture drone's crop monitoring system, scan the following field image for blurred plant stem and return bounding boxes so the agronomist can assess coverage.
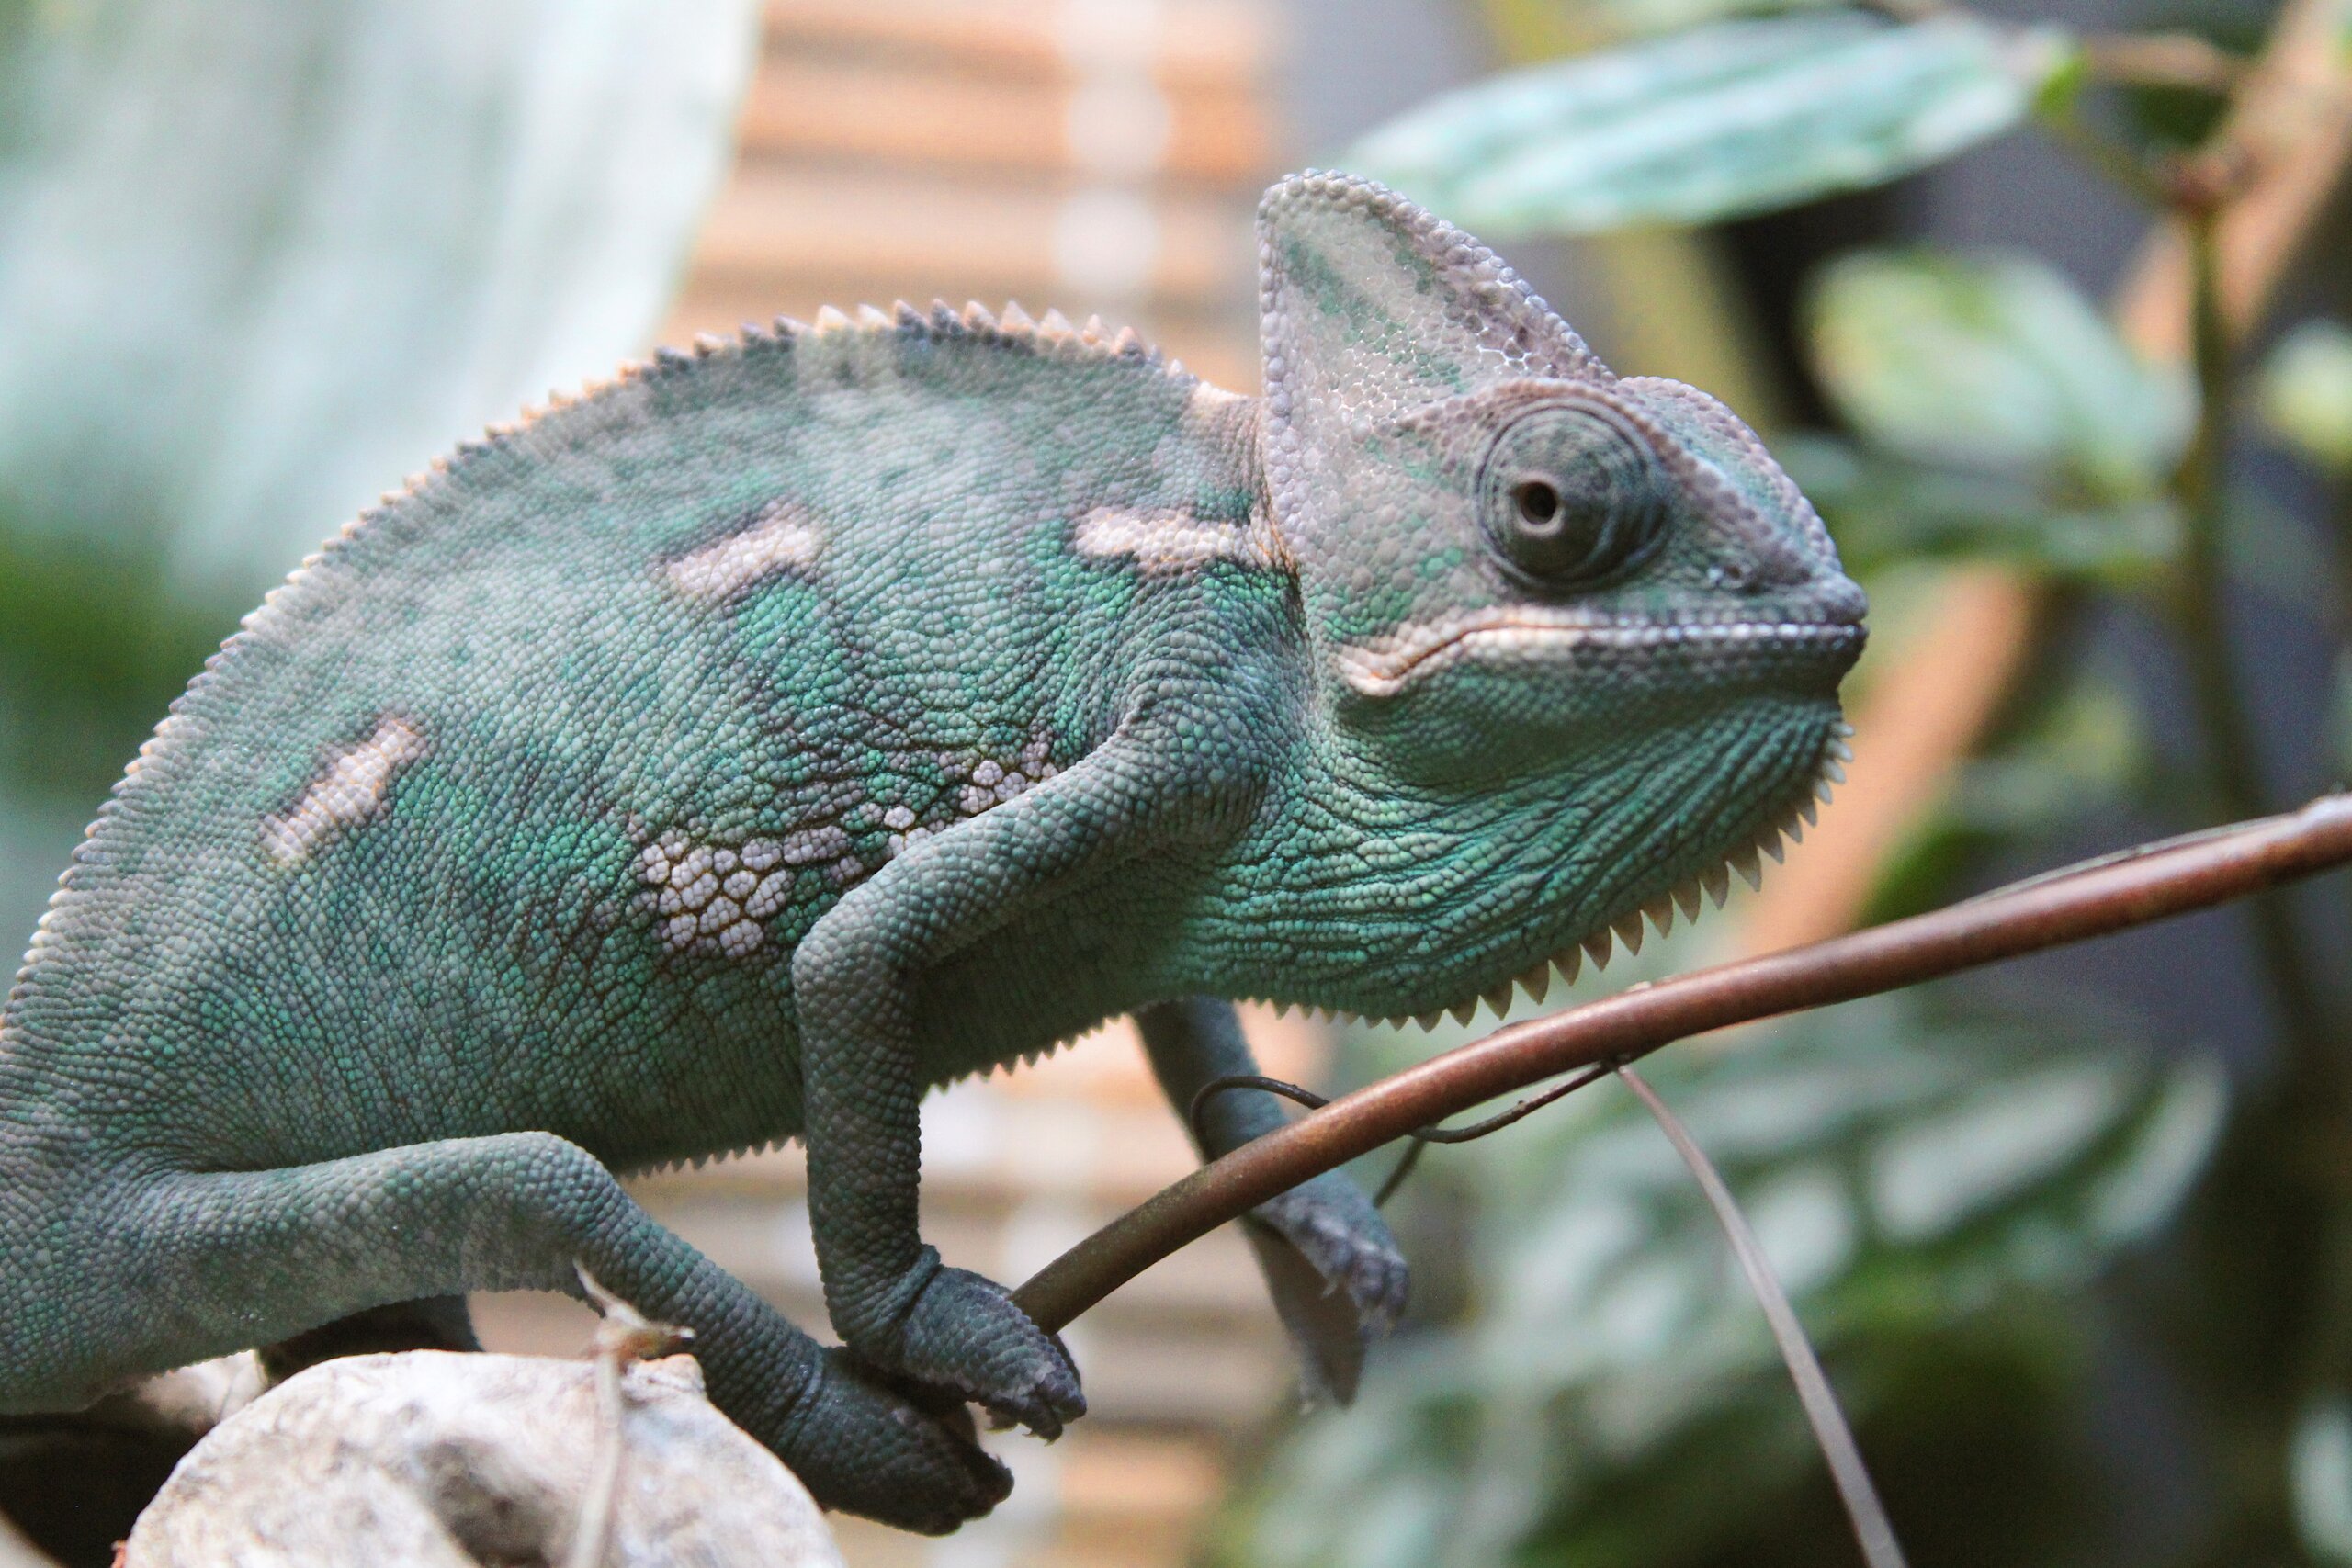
[2165,208,2336,1089]
[2147,8,2352,1547]
[2164,203,2338,1566]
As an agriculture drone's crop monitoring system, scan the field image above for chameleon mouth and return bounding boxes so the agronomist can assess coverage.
[1336,606,1865,699]
[1263,722,1855,1032]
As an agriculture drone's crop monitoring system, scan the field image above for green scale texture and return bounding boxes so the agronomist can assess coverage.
[0,173,1862,1533]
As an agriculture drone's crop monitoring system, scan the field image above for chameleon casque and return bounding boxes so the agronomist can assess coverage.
[0,172,1863,1532]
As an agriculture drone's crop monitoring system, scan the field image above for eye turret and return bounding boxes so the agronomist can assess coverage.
[1478,403,1669,588]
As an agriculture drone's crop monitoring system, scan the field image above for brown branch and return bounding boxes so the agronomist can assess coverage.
[1014,793,2352,1333]
[2118,0,2352,358]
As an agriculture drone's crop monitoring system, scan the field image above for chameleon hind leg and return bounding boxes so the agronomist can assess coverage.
[1135,997,1408,1403]
[259,1294,481,1382]
[22,1134,1009,1534]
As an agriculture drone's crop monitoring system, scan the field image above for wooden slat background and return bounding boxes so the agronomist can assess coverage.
[479,6,1303,1563]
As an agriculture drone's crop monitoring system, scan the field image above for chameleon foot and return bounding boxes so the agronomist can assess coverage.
[1258,1171,1410,1331]
[774,1348,1012,1534]
[864,1263,1085,1440]
[1248,1170,1409,1404]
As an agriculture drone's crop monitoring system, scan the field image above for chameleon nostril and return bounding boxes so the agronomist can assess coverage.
[1812,574,1869,626]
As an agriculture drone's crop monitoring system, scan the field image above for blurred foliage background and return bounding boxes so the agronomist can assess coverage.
[5,1,2352,1565]
[1217,0,2352,1564]
[0,0,760,937]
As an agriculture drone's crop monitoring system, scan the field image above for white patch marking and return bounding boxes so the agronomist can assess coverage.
[664,501,820,601]
[638,829,794,957]
[261,714,428,867]
[1334,608,1863,698]
[1072,506,1276,574]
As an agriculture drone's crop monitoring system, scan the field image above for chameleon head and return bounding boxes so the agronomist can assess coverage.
[1255,172,1865,1003]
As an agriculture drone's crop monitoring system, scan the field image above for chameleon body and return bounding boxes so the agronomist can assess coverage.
[0,173,1861,1531]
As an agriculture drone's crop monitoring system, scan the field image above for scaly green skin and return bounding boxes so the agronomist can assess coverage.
[0,173,1862,1532]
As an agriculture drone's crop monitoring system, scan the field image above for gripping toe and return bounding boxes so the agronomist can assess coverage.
[874,1265,1085,1440]
[777,1348,1011,1534]
[1250,1171,1410,1404]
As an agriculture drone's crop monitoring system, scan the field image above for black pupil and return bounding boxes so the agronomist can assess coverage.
[1510,480,1561,529]
[1481,407,1666,587]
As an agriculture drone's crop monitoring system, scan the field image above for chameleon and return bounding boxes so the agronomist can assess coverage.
[0,171,1862,1533]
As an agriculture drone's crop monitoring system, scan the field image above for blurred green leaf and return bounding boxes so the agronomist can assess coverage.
[2327,651,2352,784]
[1552,0,1842,46]
[2259,319,2352,475]
[1347,11,2056,236]
[2225,493,2340,622]
[0,0,758,594]
[1221,992,2222,1568]
[0,0,757,957]
[1860,662,2151,926]
[0,522,240,802]
[1805,250,2193,499]
[1783,434,2177,583]
[2294,1398,2352,1565]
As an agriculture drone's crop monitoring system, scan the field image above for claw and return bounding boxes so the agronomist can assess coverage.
[1252,1176,1409,1404]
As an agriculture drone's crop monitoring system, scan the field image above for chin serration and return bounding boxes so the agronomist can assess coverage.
[1282,721,1854,1035]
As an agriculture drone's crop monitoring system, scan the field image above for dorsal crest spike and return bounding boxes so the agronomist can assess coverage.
[217,278,1206,640]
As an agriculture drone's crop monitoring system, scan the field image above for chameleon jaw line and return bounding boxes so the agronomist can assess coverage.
[1335,608,1866,699]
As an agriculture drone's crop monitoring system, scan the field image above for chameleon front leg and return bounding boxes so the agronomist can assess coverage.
[793,724,1248,1435]
[1135,997,1408,1404]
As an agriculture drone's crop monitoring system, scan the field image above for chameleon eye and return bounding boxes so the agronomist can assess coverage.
[1479,404,1668,588]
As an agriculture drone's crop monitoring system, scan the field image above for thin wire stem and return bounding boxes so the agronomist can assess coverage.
[1616,1065,1909,1568]
[1189,1065,1616,1206]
